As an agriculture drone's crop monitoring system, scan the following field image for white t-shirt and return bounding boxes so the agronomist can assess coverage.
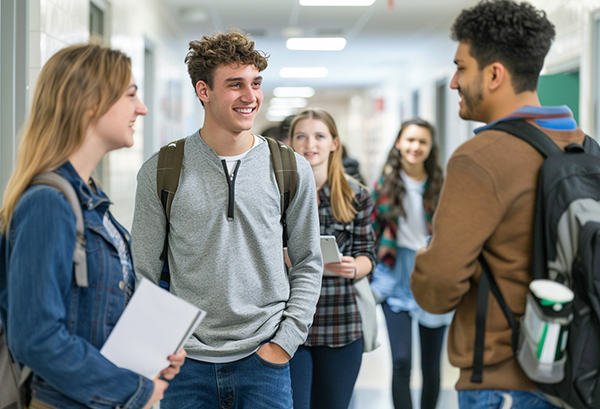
[396,170,429,251]
[219,134,264,176]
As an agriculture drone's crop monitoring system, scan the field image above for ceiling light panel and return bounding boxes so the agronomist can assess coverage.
[300,0,376,6]
[286,37,346,51]
[269,98,308,108]
[280,67,329,78]
[273,87,315,98]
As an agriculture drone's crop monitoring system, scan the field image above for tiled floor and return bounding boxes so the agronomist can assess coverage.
[349,306,460,409]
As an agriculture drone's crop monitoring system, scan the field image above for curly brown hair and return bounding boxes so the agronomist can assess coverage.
[185,30,269,97]
[451,0,555,93]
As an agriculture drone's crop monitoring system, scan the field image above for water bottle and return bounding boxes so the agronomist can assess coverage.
[516,279,574,383]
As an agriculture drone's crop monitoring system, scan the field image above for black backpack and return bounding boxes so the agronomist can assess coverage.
[155,136,298,290]
[471,120,600,408]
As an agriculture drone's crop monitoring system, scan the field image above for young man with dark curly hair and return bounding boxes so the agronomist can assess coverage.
[411,1,588,408]
[131,31,322,408]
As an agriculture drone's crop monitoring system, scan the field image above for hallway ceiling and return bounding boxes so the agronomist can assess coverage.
[161,0,478,97]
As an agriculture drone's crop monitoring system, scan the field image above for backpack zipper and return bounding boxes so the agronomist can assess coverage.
[221,160,241,221]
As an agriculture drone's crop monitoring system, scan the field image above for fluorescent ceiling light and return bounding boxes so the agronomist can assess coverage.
[269,98,308,108]
[268,106,298,115]
[273,87,315,98]
[286,37,346,51]
[280,67,328,78]
[300,0,376,6]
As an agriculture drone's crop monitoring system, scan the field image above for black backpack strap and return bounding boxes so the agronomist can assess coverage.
[489,120,563,157]
[583,134,600,157]
[265,137,297,246]
[471,255,490,384]
[472,254,520,383]
[31,172,88,288]
[156,138,186,290]
[493,118,599,158]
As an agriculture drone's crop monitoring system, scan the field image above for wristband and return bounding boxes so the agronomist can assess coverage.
[353,266,358,279]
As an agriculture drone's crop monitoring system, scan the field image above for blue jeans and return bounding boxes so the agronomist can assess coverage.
[161,353,293,409]
[458,390,562,409]
[289,339,363,409]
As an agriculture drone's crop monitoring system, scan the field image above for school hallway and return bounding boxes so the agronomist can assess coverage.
[350,307,460,409]
[1,1,594,408]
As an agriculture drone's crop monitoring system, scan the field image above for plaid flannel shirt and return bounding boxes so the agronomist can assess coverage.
[305,179,377,347]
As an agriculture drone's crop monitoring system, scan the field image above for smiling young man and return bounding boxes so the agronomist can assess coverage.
[410,1,588,408]
[131,31,322,409]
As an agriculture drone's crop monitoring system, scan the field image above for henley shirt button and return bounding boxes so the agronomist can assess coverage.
[124,233,131,241]
[119,281,125,290]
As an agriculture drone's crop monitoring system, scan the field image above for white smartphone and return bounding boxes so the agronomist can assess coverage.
[320,235,342,277]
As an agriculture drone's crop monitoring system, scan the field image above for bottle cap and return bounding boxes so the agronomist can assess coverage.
[529,279,574,312]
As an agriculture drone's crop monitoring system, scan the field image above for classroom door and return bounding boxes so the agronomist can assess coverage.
[537,71,580,125]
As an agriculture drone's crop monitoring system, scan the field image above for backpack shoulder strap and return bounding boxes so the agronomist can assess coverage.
[157,138,186,222]
[471,254,520,384]
[265,137,298,246]
[30,172,88,288]
[488,120,563,157]
[156,138,185,290]
[4,172,81,405]
[583,134,600,157]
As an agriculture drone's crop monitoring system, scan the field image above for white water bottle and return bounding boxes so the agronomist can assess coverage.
[517,279,574,383]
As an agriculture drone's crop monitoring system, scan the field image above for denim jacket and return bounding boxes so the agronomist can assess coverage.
[0,162,153,409]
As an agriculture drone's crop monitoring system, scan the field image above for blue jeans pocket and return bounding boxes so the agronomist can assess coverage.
[458,390,562,409]
[253,352,290,369]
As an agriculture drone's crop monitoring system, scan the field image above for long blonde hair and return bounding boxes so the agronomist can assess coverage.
[290,108,357,224]
[0,43,132,233]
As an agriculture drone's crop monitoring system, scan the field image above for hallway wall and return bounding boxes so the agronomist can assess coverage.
[4,0,599,237]
[0,1,598,407]
[24,0,192,229]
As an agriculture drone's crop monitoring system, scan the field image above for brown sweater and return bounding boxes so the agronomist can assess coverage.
[411,122,585,391]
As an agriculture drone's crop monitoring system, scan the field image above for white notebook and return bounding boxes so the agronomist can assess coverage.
[101,277,205,379]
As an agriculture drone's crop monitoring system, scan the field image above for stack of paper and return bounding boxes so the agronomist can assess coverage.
[101,278,205,379]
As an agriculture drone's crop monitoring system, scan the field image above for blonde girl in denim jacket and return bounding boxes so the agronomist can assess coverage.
[0,44,185,409]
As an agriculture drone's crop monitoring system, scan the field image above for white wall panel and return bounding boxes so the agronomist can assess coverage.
[30,0,189,230]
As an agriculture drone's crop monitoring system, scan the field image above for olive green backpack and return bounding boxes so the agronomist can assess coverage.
[155,136,297,290]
